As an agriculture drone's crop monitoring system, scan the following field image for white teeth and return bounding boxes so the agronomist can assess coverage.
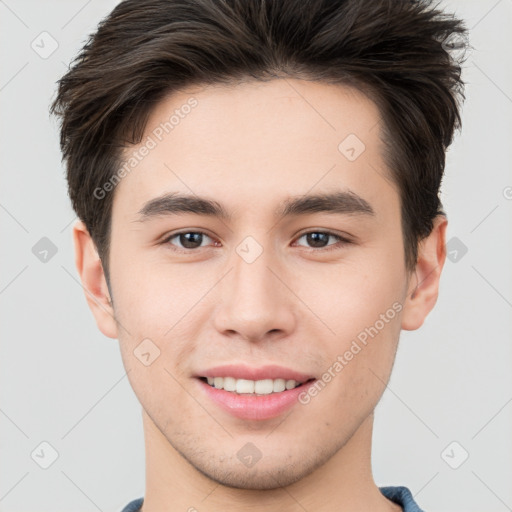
[223,376,236,392]
[254,379,273,395]
[285,379,296,390]
[273,378,286,393]
[236,379,255,394]
[205,376,304,394]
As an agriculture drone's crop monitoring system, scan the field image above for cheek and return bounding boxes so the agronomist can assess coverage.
[293,250,406,408]
[299,281,403,425]
[109,252,213,377]
[297,256,406,344]
[110,244,195,329]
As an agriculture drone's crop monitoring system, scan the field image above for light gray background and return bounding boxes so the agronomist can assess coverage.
[1,1,511,511]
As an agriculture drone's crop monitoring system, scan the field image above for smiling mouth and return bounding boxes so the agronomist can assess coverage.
[198,376,315,395]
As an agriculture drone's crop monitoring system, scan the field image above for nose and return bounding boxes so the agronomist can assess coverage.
[212,241,297,344]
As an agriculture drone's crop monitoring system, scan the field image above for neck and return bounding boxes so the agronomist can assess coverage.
[139,410,401,512]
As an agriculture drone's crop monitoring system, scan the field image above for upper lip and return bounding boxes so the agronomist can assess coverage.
[197,364,316,383]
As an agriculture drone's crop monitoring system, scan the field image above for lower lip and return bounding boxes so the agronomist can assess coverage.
[197,378,316,421]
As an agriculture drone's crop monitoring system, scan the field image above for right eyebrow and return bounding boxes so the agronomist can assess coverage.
[136,193,232,222]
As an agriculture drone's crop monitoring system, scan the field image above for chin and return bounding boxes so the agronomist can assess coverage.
[174,441,332,491]
[197,463,309,490]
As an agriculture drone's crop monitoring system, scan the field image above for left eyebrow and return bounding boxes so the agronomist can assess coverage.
[135,190,375,222]
[275,190,375,219]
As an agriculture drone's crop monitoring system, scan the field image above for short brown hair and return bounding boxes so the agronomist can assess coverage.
[50,0,467,282]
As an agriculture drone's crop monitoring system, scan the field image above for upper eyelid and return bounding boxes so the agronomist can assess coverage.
[292,231,353,249]
[163,229,351,248]
[294,229,352,241]
[163,230,216,247]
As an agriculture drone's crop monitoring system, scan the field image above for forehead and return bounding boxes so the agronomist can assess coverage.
[113,78,396,220]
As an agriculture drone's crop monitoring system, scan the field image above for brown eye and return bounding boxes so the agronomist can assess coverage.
[304,232,330,248]
[165,231,213,250]
[295,231,349,250]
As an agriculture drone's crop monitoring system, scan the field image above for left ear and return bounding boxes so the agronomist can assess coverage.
[401,214,448,331]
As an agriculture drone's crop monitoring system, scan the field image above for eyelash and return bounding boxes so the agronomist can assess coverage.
[161,230,353,253]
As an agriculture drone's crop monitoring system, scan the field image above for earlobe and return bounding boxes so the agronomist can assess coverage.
[73,220,118,339]
[401,215,448,331]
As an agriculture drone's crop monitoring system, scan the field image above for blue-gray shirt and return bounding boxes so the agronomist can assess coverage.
[121,486,424,511]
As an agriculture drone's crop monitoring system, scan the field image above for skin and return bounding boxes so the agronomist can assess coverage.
[73,78,447,512]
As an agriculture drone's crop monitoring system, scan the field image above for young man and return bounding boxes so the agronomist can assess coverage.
[51,0,466,510]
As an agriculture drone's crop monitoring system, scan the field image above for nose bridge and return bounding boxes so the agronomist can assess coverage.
[232,244,275,306]
[213,235,296,341]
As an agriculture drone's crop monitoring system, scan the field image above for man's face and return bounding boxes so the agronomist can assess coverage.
[108,79,411,489]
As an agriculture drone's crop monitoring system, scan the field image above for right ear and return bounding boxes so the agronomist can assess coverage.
[72,220,118,339]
